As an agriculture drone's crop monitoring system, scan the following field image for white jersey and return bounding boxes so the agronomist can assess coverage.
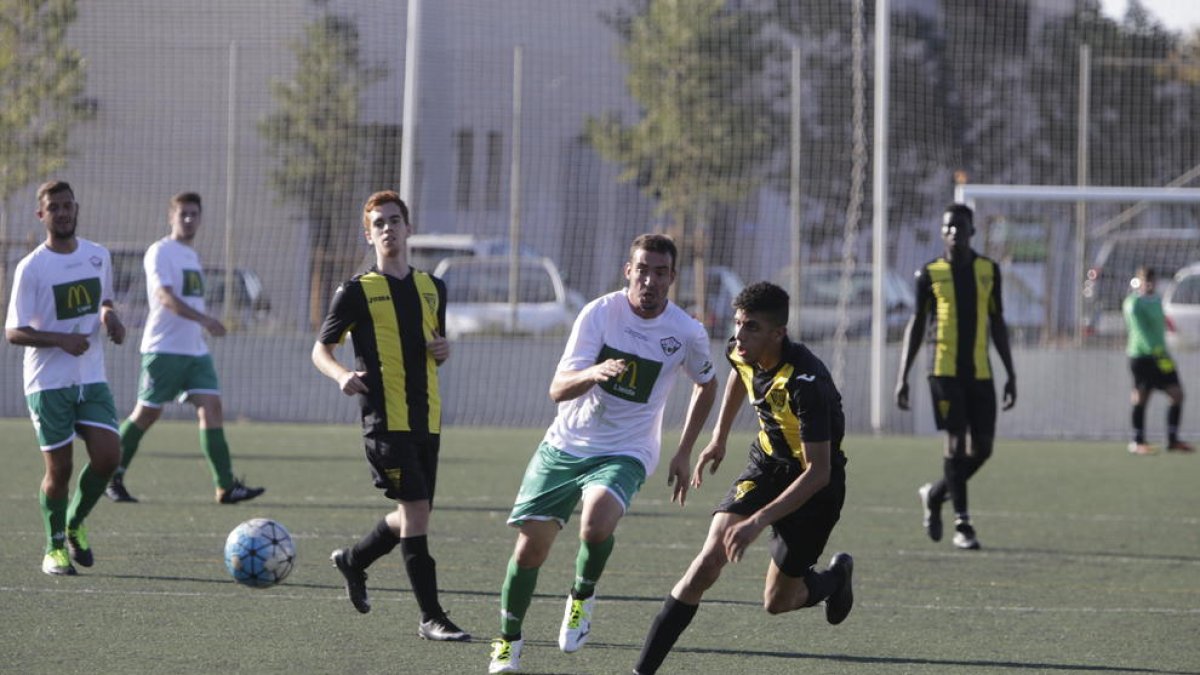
[543,290,716,475]
[139,237,208,356]
[5,238,115,395]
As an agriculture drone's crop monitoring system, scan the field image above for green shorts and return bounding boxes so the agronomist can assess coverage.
[507,441,647,527]
[26,383,119,451]
[138,353,221,406]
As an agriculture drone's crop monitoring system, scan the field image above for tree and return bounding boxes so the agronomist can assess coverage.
[0,0,91,302]
[259,4,384,327]
[586,0,777,319]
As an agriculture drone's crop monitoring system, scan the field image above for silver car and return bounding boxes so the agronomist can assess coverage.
[1165,262,1200,352]
[433,255,578,339]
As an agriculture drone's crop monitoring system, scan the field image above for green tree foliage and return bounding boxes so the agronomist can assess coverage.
[259,6,384,326]
[0,0,91,276]
[586,0,777,313]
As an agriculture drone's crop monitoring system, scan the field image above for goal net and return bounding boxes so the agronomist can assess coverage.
[2,0,1198,440]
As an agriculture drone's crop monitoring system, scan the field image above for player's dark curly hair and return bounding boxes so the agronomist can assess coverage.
[733,281,789,328]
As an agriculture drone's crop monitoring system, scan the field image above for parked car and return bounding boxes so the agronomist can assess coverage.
[110,249,272,329]
[408,233,539,272]
[1165,262,1200,352]
[674,265,746,337]
[433,255,578,338]
[774,263,915,341]
[1082,229,1200,339]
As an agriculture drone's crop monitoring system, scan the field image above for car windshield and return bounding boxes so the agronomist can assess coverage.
[441,260,558,304]
[1173,273,1200,305]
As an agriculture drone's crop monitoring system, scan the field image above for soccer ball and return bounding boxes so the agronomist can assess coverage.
[224,518,296,588]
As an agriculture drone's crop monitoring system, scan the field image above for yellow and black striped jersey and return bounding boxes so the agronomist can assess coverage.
[915,252,1004,380]
[318,266,446,436]
[727,337,845,472]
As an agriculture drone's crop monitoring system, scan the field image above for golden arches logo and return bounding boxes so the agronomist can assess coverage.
[66,284,92,309]
[615,360,639,389]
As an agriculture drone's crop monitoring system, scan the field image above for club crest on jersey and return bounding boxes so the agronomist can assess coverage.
[422,292,438,314]
[90,256,102,269]
[734,480,756,501]
[660,336,681,356]
[768,389,788,412]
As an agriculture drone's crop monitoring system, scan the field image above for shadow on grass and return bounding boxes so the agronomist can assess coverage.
[146,451,361,463]
[984,546,1200,565]
[582,640,1200,674]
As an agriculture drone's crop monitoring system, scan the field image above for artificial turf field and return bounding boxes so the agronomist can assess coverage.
[1,418,1197,675]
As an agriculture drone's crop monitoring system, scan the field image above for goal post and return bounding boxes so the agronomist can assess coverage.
[952,183,1200,341]
[955,184,1200,205]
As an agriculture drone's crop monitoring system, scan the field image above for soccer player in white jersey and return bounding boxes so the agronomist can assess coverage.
[5,180,126,575]
[488,233,718,674]
[106,192,263,504]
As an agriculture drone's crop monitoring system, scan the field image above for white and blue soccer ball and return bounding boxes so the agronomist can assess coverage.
[224,518,296,588]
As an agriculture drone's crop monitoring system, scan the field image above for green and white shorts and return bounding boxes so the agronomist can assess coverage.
[26,383,119,451]
[507,441,647,528]
[137,353,221,407]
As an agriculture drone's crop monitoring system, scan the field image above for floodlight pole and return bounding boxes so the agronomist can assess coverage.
[870,0,890,433]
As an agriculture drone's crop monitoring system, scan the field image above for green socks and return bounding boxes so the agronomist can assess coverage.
[572,534,614,599]
[201,428,234,490]
[67,464,110,530]
[499,557,539,639]
[121,421,237,490]
[39,491,68,553]
[118,418,145,472]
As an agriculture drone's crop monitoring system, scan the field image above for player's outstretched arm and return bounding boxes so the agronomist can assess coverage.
[692,370,746,487]
[667,376,718,505]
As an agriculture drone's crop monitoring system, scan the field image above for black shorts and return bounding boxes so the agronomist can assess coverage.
[928,376,996,436]
[363,431,440,503]
[714,453,846,577]
[1130,356,1181,391]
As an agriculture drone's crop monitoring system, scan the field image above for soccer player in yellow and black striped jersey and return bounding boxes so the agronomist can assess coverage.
[895,203,1017,551]
[634,282,853,675]
[312,190,469,642]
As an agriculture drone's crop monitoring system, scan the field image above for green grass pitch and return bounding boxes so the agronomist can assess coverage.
[1,418,1197,674]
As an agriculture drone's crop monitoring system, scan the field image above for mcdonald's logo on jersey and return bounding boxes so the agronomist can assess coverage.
[596,344,663,404]
[181,269,205,297]
[53,277,102,320]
